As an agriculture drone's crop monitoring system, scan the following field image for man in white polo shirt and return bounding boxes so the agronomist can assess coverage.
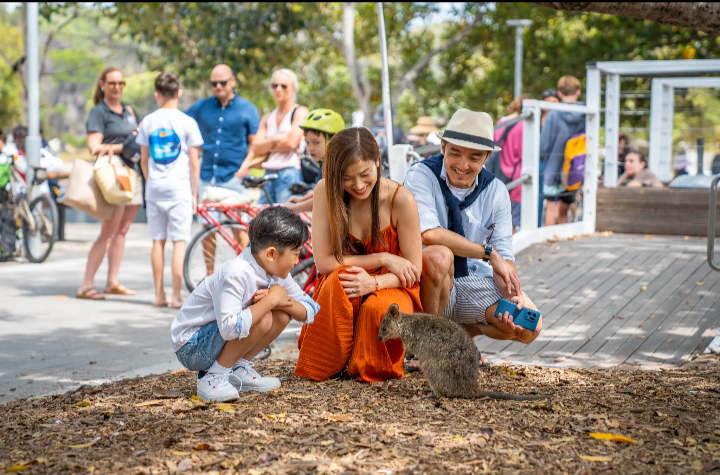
[404,109,542,349]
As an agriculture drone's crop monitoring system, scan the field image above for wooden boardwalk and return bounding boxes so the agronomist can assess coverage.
[483,233,720,370]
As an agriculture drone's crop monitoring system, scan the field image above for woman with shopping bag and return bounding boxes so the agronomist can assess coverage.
[75,67,143,300]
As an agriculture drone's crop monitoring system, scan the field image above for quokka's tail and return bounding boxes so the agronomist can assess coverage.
[478,390,552,401]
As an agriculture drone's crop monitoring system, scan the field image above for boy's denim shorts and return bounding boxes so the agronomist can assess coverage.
[175,321,227,374]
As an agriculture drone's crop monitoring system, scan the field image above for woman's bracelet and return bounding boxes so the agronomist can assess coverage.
[374,275,380,292]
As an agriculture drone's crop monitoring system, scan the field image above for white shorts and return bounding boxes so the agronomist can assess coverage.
[442,275,530,326]
[147,200,193,242]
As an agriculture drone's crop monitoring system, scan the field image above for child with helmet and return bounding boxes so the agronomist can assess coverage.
[284,109,344,212]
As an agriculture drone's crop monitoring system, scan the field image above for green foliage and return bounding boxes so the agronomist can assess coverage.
[0,17,24,128]
[48,49,105,86]
[121,71,161,118]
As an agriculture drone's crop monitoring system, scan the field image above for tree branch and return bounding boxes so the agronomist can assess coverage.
[305,22,343,52]
[534,2,720,36]
[391,12,483,106]
[40,6,81,78]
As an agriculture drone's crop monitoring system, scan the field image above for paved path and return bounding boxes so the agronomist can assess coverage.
[482,233,720,369]
[0,223,299,404]
[2,225,718,404]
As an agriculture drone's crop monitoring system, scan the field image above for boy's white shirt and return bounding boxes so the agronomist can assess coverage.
[170,248,319,352]
[135,108,203,202]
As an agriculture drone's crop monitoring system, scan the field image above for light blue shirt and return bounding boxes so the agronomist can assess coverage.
[403,160,514,279]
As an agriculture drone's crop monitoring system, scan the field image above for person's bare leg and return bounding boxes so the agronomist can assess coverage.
[106,204,140,288]
[151,239,168,306]
[557,202,570,224]
[201,227,217,276]
[544,201,558,226]
[420,245,454,315]
[171,240,186,308]
[78,206,123,292]
[215,312,274,368]
[232,228,249,249]
[242,310,291,361]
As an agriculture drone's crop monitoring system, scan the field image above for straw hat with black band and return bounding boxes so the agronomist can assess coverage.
[436,108,502,153]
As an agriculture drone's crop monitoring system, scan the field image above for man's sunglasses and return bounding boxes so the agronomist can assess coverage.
[271,83,289,90]
[210,78,232,88]
[105,81,125,87]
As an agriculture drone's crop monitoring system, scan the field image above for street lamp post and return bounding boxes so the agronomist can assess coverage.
[377,2,393,150]
[506,19,533,98]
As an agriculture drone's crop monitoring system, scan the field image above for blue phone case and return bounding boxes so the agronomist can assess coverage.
[496,298,541,332]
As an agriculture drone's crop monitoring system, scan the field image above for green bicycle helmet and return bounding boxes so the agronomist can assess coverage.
[299,109,345,136]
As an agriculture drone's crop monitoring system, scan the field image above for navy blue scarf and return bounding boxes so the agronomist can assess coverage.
[419,154,496,278]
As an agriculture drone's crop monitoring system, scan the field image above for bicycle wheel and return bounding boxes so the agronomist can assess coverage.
[291,256,316,296]
[184,221,246,292]
[22,195,58,263]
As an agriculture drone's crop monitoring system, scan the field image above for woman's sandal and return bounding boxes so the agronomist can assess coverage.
[104,283,136,296]
[76,288,106,300]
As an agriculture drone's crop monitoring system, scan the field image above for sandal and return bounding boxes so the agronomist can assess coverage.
[76,288,106,300]
[104,283,136,296]
[479,352,490,368]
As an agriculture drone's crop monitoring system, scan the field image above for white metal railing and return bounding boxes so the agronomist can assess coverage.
[709,174,720,272]
[513,88,600,253]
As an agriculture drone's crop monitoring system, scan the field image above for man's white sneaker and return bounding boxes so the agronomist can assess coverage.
[229,362,281,392]
[196,372,239,402]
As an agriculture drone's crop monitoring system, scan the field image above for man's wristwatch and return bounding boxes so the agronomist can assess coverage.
[482,243,495,261]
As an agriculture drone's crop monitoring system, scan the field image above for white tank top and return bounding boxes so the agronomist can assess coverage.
[262,106,303,170]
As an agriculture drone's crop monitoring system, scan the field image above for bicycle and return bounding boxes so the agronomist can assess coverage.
[0,154,58,263]
[183,173,317,296]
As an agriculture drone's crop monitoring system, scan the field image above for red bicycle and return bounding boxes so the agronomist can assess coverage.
[183,174,317,296]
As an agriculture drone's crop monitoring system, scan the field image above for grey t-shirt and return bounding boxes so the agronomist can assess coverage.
[86,101,141,166]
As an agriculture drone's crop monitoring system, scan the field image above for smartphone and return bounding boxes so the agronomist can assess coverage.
[495,298,541,332]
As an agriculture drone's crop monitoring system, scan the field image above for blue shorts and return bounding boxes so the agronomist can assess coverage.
[258,167,303,205]
[175,321,226,375]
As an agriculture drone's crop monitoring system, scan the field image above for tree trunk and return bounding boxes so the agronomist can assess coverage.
[342,3,374,128]
[534,2,720,36]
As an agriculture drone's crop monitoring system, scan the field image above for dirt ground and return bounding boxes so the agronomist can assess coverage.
[2,355,720,475]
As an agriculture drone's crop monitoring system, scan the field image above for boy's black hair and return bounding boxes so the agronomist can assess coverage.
[155,72,180,98]
[249,207,309,254]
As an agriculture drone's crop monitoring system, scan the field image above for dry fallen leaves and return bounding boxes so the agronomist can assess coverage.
[2,357,720,474]
[589,432,638,443]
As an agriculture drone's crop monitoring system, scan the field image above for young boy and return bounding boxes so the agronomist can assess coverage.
[171,207,319,401]
[284,108,344,212]
[137,72,204,308]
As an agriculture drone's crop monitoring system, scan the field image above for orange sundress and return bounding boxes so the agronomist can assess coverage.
[295,185,422,383]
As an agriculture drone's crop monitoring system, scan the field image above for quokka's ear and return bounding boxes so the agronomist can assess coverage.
[388,303,400,317]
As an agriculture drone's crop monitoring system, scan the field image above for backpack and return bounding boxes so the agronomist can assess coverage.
[562,132,586,192]
[484,121,519,184]
[0,153,10,189]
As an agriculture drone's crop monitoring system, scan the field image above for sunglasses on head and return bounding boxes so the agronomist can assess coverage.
[271,83,289,90]
[105,81,125,87]
[210,78,232,88]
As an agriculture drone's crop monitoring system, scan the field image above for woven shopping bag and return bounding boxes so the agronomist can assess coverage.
[93,146,138,205]
[62,159,114,221]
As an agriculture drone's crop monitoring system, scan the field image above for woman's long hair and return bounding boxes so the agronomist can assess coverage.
[93,67,122,106]
[324,127,384,264]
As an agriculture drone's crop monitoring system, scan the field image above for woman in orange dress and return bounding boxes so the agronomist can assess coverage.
[295,127,423,383]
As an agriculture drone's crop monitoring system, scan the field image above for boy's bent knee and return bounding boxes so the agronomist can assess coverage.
[272,309,292,326]
[252,312,273,335]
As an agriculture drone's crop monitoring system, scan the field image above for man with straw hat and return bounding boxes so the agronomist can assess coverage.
[409,116,439,146]
[404,109,542,356]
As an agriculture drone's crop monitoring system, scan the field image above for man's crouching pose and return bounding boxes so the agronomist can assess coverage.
[404,109,542,349]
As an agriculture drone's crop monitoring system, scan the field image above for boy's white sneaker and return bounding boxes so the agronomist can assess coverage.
[229,361,281,392]
[197,372,239,402]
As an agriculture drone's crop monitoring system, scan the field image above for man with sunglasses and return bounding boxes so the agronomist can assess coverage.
[185,64,261,246]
